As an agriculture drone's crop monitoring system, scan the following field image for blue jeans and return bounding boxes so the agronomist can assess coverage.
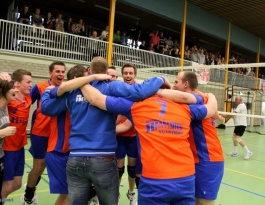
[66,156,119,205]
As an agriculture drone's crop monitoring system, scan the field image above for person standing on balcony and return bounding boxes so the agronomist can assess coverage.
[100,26,109,41]
[130,20,141,48]
[17,5,30,25]
[55,14,64,32]
[44,12,55,30]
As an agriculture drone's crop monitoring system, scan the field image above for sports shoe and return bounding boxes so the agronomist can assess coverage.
[21,184,38,205]
[227,152,238,157]
[126,190,138,205]
[20,195,38,205]
[244,151,253,160]
[90,195,99,205]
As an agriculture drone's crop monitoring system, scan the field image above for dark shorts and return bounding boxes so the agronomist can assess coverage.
[46,151,69,194]
[3,148,25,180]
[115,136,138,159]
[195,161,224,200]
[234,126,246,136]
[29,134,48,159]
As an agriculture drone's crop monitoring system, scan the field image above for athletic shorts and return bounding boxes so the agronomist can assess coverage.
[138,175,195,205]
[195,161,224,200]
[29,134,48,159]
[46,151,69,194]
[3,148,25,180]
[234,126,246,136]
[116,136,137,159]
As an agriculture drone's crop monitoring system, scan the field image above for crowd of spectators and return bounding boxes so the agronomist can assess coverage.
[16,4,255,77]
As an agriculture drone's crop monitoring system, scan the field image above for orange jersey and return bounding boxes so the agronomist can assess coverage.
[106,94,208,179]
[47,111,70,153]
[188,94,224,163]
[117,117,136,137]
[30,81,51,137]
[4,95,32,151]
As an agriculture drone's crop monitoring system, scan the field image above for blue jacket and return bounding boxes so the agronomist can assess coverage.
[41,77,165,157]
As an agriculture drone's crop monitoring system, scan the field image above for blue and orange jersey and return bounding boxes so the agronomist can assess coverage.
[117,116,136,137]
[4,95,32,151]
[47,111,70,153]
[30,80,51,137]
[189,94,224,163]
[106,94,208,179]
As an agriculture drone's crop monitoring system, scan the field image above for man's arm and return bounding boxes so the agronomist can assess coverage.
[109,76,170,101]
[56,74,112,97]
[116,119,133,135]
[157,89,197,104]
[81,84,133,115]
[81,84,107,110]
[203,93,218,118]
[41,89,68,116]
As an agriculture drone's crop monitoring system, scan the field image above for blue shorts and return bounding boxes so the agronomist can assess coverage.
[116,136,138,159]
[46,151,69,194]
[138,175,195,205]
[135,155,142,175]
[29,134,48,159]
[195,161,224,200]
[3,148,25,180]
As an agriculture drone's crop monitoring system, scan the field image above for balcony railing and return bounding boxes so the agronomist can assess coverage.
[0,19,259,89]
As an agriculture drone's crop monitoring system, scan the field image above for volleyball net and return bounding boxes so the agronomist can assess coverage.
[117,62,265,134]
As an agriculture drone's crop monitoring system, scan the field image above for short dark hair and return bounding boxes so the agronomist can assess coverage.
[182,71,198,90]
[12,69,32,82]
[49,61,66,72]
[67,65,86,80]
[0,80,14,99]
[121,63,137,75]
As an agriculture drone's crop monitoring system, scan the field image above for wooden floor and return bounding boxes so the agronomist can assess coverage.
[7,127,265,204]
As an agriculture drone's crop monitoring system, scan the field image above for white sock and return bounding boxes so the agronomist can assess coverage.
[243,146,250,153]
[128,190,135,194]
[233,146,238,153]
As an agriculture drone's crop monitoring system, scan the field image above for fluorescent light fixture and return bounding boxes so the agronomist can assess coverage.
[156,25,180,33]
[94,4,141,20]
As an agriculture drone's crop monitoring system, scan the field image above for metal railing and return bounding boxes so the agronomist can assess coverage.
[0,19,192,68]
[0,19,258,88]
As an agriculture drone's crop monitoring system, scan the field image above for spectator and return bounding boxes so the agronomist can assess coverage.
[89,31,99,39]
[55,13,64,32]
[32,8,44,35]
[158,32,166,53]
[120,32,128,46]
[32,8,43,28]
[100,25,109,41]
[149,31,160,46]
[17,5,30,24]
[139,40,146,50]
[44,12,55,30]
[76,19,85,36]
[130,20,141,48]
[165,36,173,49]
[113,30,121,44]
[64,17,73,33]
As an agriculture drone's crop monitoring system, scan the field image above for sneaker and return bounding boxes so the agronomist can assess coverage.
[126,190,138,205]
[244,151,253,160]
[227,152,238,157]
[21,184,38,205]
[91,196,100,205]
